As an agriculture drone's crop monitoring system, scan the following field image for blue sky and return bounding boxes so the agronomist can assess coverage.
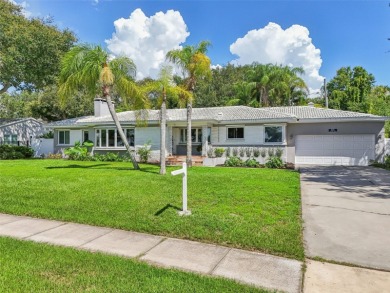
[19,0,390,91]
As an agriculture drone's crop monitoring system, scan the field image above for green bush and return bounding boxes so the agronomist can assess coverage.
[245,158,259,168]
[275,148,283,158]
[39,131,54,139]
[265,156,284,169]
[64,141,94,161]
[384,155,390,169]
[137,142,151,163]
[214,148,225,158]
[0,145,34,160]
[224,156,243,167]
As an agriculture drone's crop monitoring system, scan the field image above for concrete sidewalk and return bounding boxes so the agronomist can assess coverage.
[0,213,302,293]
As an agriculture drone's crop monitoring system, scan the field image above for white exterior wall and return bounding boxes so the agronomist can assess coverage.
[211,125,286,146]
[135,127,160,150]
[385,138,390,156]
[69,130,82,145]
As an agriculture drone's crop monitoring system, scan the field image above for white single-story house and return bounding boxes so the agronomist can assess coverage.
[0,118,45,147]
[47,99,389,166]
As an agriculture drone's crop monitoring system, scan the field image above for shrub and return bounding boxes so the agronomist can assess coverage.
[224,156,243,167]
[385,155,390,169]
[214,148,225,158]
[265,156,284,169]
[226,147,231,157]
[47,153,63,159]
[0,145,34,160]
[275,148,283,158]
[39,131,54,139]
[137,142,151,163]
[64,141,93,161]
[253,148,260,158]
[245,158,259,168]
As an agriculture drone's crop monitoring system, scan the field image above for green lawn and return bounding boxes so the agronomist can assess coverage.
[0,237,267,292]
[0,159,303,260]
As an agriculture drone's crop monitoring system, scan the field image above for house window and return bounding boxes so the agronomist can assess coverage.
[180,128,202,143]
[95,130,100,147]
[125,129,135,147]
[4,135,17,145]
[83,130,89,143]
[264,126,283,143]
[227,127,244,139]
[58,130,70,145]
[95,128,134,148]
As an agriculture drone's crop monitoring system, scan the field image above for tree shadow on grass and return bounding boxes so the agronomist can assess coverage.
[45,164,159,174]
[46,164,110,169]
[154,204,181,216]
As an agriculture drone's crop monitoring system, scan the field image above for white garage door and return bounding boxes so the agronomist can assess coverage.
[295,135,375,166]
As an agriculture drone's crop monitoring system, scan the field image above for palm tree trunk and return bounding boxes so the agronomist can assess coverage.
[105,95,140,170]
[159,88,167,175]
[0,83,10,94]
[186,100,192,167]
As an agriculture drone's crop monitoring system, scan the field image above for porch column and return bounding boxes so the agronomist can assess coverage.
[202,126,208,156]
[167,126,173,156]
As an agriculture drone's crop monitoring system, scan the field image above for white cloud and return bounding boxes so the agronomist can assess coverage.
[106,8,190,80]
[9,0,32,18]
[230,22,324,93]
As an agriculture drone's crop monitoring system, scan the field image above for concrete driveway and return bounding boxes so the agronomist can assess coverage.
[300,166,390,271]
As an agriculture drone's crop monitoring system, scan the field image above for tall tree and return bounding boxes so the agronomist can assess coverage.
[194,64,248,107]
[0,0,76,93]
[225,63,307,107]
[144,66,191,174]
[166,41,211,166]
[58,44,147,170]
[327,66,375,112]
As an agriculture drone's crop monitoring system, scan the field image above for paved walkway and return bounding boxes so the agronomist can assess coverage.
[0,213,302,293]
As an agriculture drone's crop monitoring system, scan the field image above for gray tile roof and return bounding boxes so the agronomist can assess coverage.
[266,106,383,120]
[47,116,94,127]
[0,118,25,127]
[167,106,295,122]
[48,106,388,127]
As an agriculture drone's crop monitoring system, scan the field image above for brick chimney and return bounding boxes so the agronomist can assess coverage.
[94,98,113,117]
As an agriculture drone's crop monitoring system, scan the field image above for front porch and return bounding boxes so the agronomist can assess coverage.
[168,125,211,157]
[166,155,205,166]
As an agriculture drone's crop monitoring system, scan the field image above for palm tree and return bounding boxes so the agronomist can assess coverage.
[166,41,211,167]
[144,66,191,174]
[246,63,308,107]
[58,44,147,170]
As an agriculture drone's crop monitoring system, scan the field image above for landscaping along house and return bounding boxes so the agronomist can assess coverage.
[49,99,389,166]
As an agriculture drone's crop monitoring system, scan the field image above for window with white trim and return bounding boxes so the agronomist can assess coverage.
[227,127,244,139]
[180,128,202,143]
[264,126,283,143]
[4,134,17,145]
[95,128,134,148]
[58,130,70,145]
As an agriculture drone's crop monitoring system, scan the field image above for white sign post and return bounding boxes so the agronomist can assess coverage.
[171,162,191,216]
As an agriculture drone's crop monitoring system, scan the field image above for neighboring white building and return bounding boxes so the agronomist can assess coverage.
[0,118,45,147]
[48,99,389,166]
